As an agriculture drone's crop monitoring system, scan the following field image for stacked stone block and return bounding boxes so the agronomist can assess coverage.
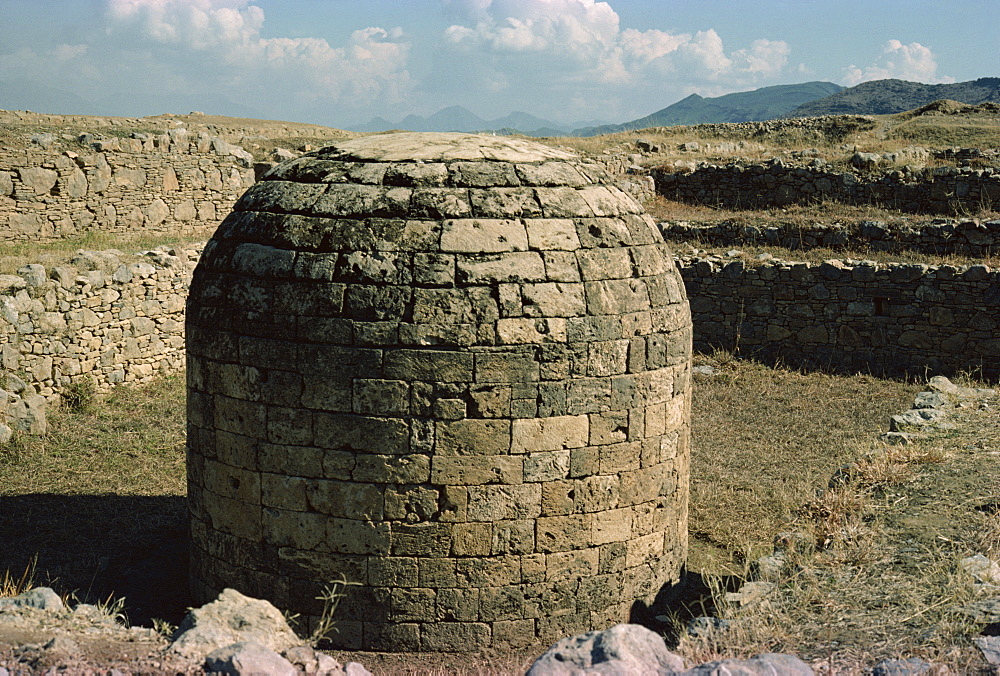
[186,133,692,651]
[0,246,198,439]
[653,162,1000,215]
[0,141,254,242]
[678,254,1000,379]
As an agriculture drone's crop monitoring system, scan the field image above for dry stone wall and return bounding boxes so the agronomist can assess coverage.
[653,162,1000,215]
[0,134,255,242]
[0,246,199,441]
[677,254,1000,379]
[661,218,1000,257]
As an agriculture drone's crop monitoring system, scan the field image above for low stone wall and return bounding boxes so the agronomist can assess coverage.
[0,246,200,440]
[661,218,1000,257]
[653,162,1000,215]
[677,254,1000,379]
[0,135,255,242]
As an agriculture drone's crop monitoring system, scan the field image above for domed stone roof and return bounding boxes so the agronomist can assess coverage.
[186,132,692,652]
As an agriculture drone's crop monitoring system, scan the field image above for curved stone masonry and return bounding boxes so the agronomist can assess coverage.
[185,133,693,651]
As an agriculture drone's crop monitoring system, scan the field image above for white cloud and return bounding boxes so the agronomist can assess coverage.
[438,0,792,119]
[842,39,953,86]
[102,0,412,113]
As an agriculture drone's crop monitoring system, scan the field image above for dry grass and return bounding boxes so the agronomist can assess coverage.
[0,231,206,275]
[682,355,1000,672]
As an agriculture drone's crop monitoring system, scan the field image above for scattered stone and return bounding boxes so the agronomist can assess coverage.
[880,432,925,445]
[0,587,65,612]
[169,588,301,659]
[686,615,731,639]
[912,391,951,410]
[42,636,80,655]
[889,408,949,432]
[928,376,996,399]
[961,554,1000,585]
[753,552,789,581]
[871,657,933,675]
[204,641,298,676]
[724,580,775,607]
[685,653,813,675]
[974,636,1000,666]
[692,364,718,377]
[962,598,1000,623]
[526,623,684,675]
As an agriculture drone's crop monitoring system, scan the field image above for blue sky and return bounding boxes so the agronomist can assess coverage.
[1,0,997,128]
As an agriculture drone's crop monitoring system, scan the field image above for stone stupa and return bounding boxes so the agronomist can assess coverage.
[185,132,692,651]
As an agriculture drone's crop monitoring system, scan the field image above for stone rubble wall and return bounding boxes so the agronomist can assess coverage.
[677,254,1000,379]
[661,218,1000,257]
[0,134,255,242]
[653,162,1000,215]
[0,246,200,441]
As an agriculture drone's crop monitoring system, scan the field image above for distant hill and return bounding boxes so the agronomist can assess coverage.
[348,106,605,136]
[786,77,1000,117]
[573,81,843,136]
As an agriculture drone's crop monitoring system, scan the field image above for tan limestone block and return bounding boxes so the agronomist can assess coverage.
[419,558,458,587]
[541,480,575,516]
[492,619,537,648]
[576,247,633,281]
[436,587,480,622]
[306,479,384,521]
[569,446,599,478]
[391,588,436,622]
[511,414,588,453]
[542,251,582,282]
[352,454,430,484]
[368,556,419,587]
[491,520,535,555]
[479,585,525,622]
[261,473,309,511]
[523,450,571,482]
[421,622,491,652]
[588,410,629,445]
[262,507,325,550]
[575,474,620,513]
[440,219,528,253]
[496,317,567,344]
[391,522,452,556]
[384,484,439,522]
[536,514,591,553]
[521,282,587,317]
[585,278,650,315]
[435,418,511,457]
[467,484,541,521]
[327,517,391,555]
[591,507,634,545]
[456,251,546,284]
[431,455,524,486]
[452,522,493,556]
[524,218,581,251]
[521,553,546,584]
[546,548,599,582]
[456,556,521,587]
[203,459,261,505]
[626,531,666,569]
[599,441,641,475]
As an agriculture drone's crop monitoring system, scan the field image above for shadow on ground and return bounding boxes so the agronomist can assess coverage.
[0,494,190,627]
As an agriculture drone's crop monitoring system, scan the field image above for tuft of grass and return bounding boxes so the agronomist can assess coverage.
[0,555,37,598]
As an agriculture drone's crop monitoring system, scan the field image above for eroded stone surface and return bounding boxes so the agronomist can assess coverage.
[187,132,692,652]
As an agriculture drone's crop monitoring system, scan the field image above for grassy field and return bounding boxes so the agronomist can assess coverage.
[6,353,998,673]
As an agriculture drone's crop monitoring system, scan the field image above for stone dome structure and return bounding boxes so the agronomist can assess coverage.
[186,132,692,652]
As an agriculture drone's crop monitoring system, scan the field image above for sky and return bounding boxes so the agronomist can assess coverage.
[1,0,997,129]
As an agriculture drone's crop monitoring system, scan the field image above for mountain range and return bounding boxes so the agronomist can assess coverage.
[784,77,1000,117]
[348,106,606,137]
[572,81,844,136]
[352,77,1000,138]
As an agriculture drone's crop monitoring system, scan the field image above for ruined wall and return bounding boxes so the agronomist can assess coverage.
[0,134,255,242]
[661,218,1000,257]
[653,162,1000,215]
[0,246,199,440]
[677,254,1000,379]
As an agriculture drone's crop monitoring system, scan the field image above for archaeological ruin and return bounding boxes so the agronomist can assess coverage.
[183,133,694,651]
